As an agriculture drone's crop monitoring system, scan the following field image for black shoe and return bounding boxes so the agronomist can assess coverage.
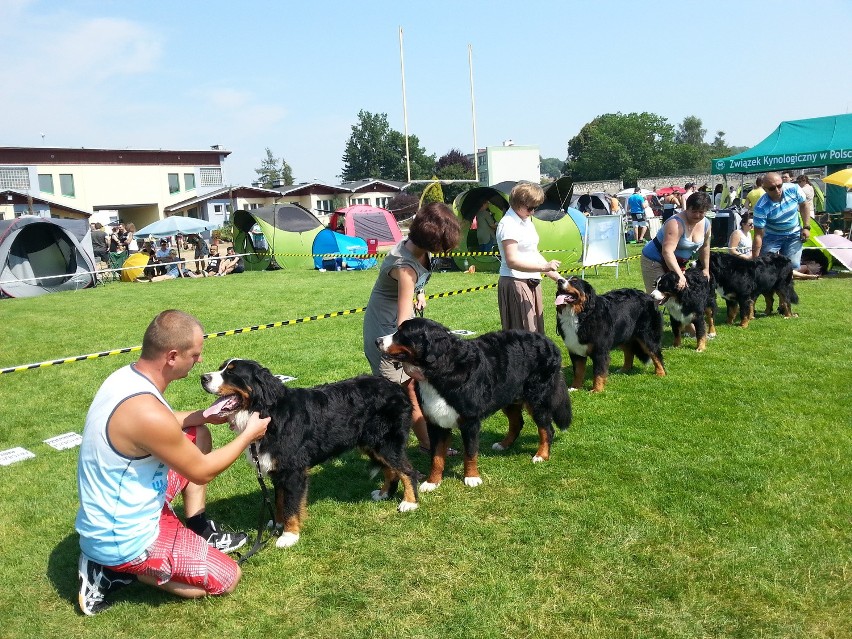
[77,554,135,616]
[203,520,248,554]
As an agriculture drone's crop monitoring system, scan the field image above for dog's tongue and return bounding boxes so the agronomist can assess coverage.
[203,395,238,419]
[555,294,570,306]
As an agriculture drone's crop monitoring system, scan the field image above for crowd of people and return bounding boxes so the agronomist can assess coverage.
[87,223,245,283]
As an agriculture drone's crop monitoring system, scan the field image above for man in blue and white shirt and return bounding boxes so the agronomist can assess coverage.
[752,171,809,268]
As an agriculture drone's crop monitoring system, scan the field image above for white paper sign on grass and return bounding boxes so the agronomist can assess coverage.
[275,375,297,383]
[44,432,83,451]
[450,329,476,336]
[0,447,36,466]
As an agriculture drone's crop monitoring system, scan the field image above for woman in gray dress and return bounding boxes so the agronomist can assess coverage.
[363,202,460,452]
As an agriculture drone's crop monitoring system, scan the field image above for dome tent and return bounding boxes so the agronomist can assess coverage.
[329,204,403,250]
[452,179,584,272]
[0,216,97,298]
[311,229,376,270]
[232,204,324,271]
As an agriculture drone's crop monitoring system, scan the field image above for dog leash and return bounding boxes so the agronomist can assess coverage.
[236,443,282,566]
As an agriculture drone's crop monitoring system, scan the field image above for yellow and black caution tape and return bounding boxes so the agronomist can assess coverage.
[0,255,639,375]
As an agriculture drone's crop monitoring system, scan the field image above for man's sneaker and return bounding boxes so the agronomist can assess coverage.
[77,554,135,616]
[203,520,248,554]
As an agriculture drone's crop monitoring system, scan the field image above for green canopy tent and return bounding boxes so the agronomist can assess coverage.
[711,114,852,213]
[232,204,323,271]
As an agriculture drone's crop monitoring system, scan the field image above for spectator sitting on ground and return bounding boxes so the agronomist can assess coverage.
[203,246,222,277]
[728,214,754,259]
[140,250,202,282]
[217,247,245,276]
[154,240,171,276]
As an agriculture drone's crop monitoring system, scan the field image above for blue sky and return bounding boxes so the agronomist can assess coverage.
[2,0,851,185]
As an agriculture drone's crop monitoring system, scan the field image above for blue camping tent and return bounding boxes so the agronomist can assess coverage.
[311,228,377,270]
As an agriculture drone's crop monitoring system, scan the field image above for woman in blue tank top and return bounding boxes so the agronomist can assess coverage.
[640,192,712,293]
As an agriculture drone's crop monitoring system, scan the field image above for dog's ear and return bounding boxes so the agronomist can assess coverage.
[250,364,281,417]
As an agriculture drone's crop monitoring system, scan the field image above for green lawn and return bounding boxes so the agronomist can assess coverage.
[0,254,849,639]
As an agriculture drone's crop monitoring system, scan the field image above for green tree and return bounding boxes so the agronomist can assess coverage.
[340,110,435,182]
[419,178,445,206]
[675,115,707,146]
[540,157,565,180]
[565,112,678,184]
[254,147,293,187]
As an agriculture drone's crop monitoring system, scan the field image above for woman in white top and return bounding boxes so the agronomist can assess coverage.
[728,215,753,259]
[496,182,562,333]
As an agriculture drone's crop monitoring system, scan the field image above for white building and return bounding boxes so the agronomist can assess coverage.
[467,140,541,186]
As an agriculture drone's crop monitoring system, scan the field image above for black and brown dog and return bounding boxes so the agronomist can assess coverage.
[201,359,419,549]
[555,277,666,391]
[377,317,571,493]
[650,267,718,351]
[710,252,799,327]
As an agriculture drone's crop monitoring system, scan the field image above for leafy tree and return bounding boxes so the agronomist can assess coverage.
[540,157,565,180]
[675,115,707,146]
[386,192,419,220]
[435,148,475,203]
[436,149,474,173]
[254,147,293,187]
[565,112,679,184]
[420,178,445,206]
[340,110,435,182]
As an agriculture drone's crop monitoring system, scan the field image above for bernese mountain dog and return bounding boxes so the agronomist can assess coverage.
[377,317,571,492]
[710,252,798,327]
[555,277,666,392]
[650,267,718,351]
[201,359,419,549]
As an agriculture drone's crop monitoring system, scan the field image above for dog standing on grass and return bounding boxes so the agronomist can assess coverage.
[377,317,572,493]
[201,359,420,548]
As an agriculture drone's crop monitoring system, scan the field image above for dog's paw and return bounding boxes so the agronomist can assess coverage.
[532,455,547,463]
[370,489,389,502]
[464,476,483,488]
[275,532,300,548]
[419,481,440,492]
[491,442,506,451]
[398,500,418,512]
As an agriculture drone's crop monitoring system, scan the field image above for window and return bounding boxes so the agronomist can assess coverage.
[248,203,260,210]
[199,167,223,187]
[38,174,54,194]
[351,197,370,205]
[213,204,223,213]
[375,197,391,208]
[0,167,30,190]
[184,173,196,191]
[316,199,334,212]
[168,173,180,194]
[60,174,75,197]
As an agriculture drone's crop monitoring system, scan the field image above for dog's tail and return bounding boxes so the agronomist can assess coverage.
[550,370,572,431]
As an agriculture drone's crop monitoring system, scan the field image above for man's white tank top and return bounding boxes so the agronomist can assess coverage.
[75,364,171,565]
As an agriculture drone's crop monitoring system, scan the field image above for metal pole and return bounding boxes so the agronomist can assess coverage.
[469,44,479,184]
[399,27,411,183]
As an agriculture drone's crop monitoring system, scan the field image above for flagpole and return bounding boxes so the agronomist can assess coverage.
[399,27,411,183]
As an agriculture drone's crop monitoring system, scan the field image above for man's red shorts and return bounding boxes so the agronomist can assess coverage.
[108,426,239,595]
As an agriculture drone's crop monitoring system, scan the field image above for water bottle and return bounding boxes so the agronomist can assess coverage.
[463,257,469,270]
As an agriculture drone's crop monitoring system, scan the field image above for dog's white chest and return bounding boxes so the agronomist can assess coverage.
[232,410,275,474]
[418,381,460,430]
[557,309,586,355]
[664,299,695,324]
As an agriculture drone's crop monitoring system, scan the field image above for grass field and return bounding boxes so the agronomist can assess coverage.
[0,252,850,639]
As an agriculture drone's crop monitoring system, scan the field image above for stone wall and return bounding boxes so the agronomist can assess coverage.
[572,180,623,194]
